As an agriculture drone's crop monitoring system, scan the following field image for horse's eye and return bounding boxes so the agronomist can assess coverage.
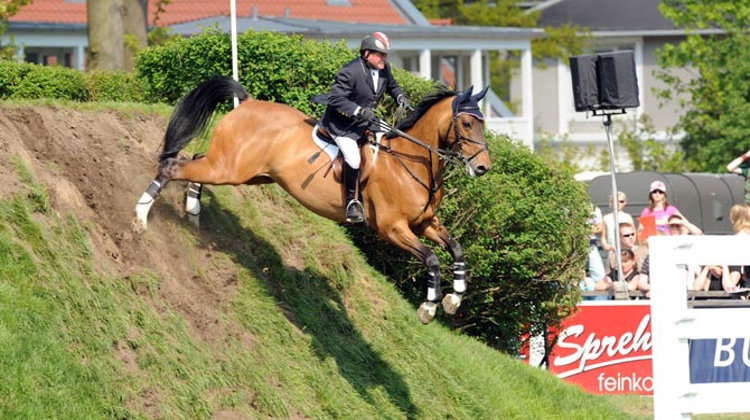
[462,120,472,129]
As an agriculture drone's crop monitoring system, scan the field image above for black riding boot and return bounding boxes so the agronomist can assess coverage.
[344,164,364,223]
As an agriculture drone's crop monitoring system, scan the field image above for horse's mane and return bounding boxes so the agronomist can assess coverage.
[388,86,455,138]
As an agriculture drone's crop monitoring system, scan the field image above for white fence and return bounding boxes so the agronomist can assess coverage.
[650,235,750,419]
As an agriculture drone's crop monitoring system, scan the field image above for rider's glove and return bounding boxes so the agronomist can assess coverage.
[358,107,378,122]
[397,94,413,111]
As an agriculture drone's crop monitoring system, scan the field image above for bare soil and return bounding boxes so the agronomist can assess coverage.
[0,105,244,417]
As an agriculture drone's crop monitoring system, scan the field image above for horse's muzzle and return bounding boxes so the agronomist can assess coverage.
[466,163,489,177]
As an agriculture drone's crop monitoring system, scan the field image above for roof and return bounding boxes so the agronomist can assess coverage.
[11,0,427,27]
[168,16,542,43]
[535,0,679,33]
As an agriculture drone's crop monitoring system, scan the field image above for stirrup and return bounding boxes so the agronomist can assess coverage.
[346,200,365,223]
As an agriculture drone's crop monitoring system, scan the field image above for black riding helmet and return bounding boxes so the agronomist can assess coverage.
[360,31,392,55]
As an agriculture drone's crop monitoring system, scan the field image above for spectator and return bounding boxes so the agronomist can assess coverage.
[726,148,750,204]
[605,222,647,277]
[600,191,634,252]
[694,265,730,292]
[731,203,750,235]
[640,180,683,236]
[590,203,603,248]
[581,204,606,299]
[637,255,651,298]
[727,204,750,295]
[727,265,750,296]
[639,213,704,298]
[667,214,704,236]
[595,249,640,295]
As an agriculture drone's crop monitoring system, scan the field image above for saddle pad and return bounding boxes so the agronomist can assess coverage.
[311,124,383,164]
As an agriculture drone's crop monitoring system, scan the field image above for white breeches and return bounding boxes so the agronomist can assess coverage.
[334,135,360,169]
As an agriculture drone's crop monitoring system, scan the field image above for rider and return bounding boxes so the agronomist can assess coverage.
[319,31,411,223]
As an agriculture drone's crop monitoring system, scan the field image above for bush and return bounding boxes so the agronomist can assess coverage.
[86,70,145,102]
[0,60,36,98]
[439,134,589,353]
[11,64,89,101]
[0,61,144,103]
[135,28,435,118]
[351,133,590,355]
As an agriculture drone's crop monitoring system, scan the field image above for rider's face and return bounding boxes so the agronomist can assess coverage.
[365,51,387,70]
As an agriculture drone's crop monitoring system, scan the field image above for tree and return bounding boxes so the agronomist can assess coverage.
[87,0,149,71]
[655,0,750,172]
[0,0,32,60]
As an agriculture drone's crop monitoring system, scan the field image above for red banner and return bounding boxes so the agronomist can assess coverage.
[547,302,653,394]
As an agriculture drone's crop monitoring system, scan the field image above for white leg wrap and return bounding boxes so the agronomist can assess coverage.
[453,279,466,294]
[427,287,437,302]
[185,182,202,216]
[137,191,153,205]
[134,199,154,229]
[134,180,160,230]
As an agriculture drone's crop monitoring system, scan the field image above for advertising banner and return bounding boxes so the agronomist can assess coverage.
[541,302,750,394]
[689,337,750,383]
[547,302,653,394]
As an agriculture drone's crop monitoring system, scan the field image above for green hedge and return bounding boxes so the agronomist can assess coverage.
[86,70,145,102]
[0,60,144,102]
[0,61,89,101]
[351,134,589,354]
[135,28,438,117]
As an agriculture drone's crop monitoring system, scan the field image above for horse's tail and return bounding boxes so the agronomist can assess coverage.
[159,76,250,161]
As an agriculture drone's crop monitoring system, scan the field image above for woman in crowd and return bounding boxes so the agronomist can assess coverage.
[731,203,750,235]
[640,180,683,236]
[600,191,634,252]
[726,204,750,296]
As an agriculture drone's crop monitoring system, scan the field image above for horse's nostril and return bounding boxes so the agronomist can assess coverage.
[475,166,488,175]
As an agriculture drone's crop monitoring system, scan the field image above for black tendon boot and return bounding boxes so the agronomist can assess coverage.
[344,163,365,223]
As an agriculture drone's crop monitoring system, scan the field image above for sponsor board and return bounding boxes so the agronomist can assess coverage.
[690,337,750,383]
[539,302,750,394]
[547,302,653,394]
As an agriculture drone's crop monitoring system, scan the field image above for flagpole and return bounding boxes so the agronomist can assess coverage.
[230,0,239,108]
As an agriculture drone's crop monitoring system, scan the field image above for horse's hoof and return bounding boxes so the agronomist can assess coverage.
[132,217,147,234]
[417,302,437,324]
[134,201,152,233]
[441,293,461,315]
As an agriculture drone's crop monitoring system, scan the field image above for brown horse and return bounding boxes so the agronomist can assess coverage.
[134,76,491,323]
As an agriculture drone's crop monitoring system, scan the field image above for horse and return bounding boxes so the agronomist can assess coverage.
[134,76,491,324]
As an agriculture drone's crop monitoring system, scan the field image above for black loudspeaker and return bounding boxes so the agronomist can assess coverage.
[569,51,640,112]
[569,54,599,112]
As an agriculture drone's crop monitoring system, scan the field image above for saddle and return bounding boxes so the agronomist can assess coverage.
[314,125,375,184]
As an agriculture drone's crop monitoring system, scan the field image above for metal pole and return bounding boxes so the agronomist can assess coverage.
[604,113,624,284]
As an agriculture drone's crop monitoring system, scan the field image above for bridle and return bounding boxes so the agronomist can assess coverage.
[372,95,489,211]
[444,112,489,166]
[374,97,487,165]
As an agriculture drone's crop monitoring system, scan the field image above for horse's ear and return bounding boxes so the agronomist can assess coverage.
[456,86,474,104]
[472,86,489,102]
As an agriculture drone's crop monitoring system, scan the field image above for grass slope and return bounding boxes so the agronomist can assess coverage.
[0,104,629,419]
